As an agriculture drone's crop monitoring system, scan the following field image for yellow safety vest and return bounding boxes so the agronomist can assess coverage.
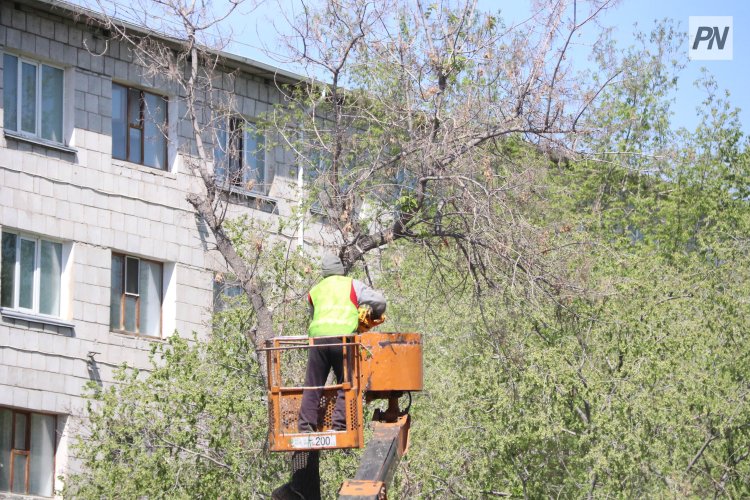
[308,276,358,337]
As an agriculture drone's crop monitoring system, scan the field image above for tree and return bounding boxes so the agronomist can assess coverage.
[269,0,619,293]
[73,0,620,373]
[70,1,734,498]
[64,310,287,498]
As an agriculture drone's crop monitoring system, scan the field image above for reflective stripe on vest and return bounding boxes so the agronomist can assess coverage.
[308,275,359,337]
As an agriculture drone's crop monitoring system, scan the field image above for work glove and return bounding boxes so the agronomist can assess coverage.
[357,304,386,333]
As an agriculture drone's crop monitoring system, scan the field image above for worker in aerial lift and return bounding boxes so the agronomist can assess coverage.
[298,253,386,432]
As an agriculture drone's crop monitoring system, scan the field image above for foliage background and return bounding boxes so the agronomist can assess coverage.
[64,8,750,500]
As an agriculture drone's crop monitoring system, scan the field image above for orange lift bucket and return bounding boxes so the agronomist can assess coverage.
[264,336,364,452]
[263,332,423,453]
[268,332,423,499]
[359,332,423,394]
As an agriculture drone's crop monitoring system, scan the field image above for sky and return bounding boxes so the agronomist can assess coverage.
[575,0,750,135]
[221,0,750,136]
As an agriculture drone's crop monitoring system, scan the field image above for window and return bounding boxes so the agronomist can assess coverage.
[1,232,62,316]
[213,276,244,313]
[306,149,328,216]
[304,150,361,219]
[214,117,266,193]
[0,408,56,497]
[112,83,168,169]
[3,53,64,143]
[306,149,327,182]
[110,254,163,336]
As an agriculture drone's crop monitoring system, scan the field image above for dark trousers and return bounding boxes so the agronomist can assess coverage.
[298,336,352,432]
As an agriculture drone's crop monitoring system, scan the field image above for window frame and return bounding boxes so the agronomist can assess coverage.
[306,149,329,217]
[212,275,244,314]
[110,253,163,338]
[2,53,65,144]
[0,407,57,497]
[111,82,169,170]
[0,231,63,317]
[214,115,267,194]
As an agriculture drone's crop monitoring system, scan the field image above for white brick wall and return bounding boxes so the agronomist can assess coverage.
[0,0,314,483]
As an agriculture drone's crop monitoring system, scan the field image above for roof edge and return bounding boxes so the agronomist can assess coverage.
[13,0,309,85]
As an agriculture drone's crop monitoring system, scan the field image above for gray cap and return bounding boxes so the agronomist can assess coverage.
[321,253,345,277]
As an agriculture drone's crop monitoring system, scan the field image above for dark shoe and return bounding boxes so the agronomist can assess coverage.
[272,483,305,500]
[298,423,316,433]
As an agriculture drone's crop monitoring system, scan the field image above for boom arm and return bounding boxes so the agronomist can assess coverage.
[338,412,410,499]
[268,333,422,500]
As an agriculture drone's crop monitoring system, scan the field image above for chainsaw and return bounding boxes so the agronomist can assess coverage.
[357,304,386,333]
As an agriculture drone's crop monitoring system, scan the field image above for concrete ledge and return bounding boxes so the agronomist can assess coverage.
[4,130,78,155]
[0,307,76,329]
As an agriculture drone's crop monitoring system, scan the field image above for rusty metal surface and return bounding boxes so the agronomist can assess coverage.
[358,332,423,393]
[266,333,420,452]
[267,333,422,498]
[266,336,364,452]
[371,415,410,456]
[338,480,386,499]
[340,414,411,498]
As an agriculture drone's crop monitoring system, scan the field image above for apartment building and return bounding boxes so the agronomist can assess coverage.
[0,0,309,495]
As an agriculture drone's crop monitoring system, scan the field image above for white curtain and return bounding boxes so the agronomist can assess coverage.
[41,65,63,142]
[40,241,62,316]
[20,62,36,134]
[139,260,162,336]
[243,124,265,190]
[19,239,36,310]
[29,414,55,497]
[3,55,18,131]
[144,92,167,169]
